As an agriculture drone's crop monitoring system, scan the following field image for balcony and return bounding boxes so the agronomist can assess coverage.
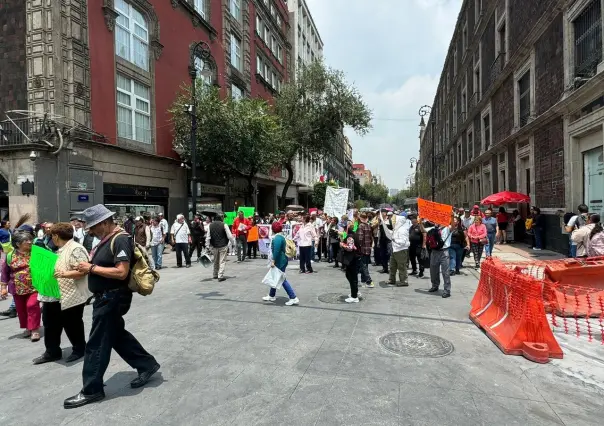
[490,52,505,84]
[0,117,48,148]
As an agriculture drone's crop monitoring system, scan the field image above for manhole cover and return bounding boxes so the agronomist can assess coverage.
[318,292,363,304]
[379,331,454,358]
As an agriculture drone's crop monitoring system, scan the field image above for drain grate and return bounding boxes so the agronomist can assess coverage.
[379,331,454,358]
[318,292,363,304]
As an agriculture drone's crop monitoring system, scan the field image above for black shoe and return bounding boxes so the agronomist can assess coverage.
[418,272,424,278]
[131,363,160,389]
[442,292,451,298]
[218,277,226,282]
[65,352,84,363]
[0,307,17,318]
[428,287,439,293]
[378,270,388,274]
[185,264,191,268]
[33,353,62,365]
[64,391,105,409]
[449,270,456,276]
[410,271,417,276]
[332,265,339,268]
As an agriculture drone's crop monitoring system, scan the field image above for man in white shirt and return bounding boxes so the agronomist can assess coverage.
[428,223,452,298]
[71,216,85,243]
[170,214,191,268]
[565,204,589,258]
[158,212,169,257]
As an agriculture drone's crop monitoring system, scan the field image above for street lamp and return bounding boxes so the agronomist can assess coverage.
[409,157,418,168]
[419,105,435,201]
[188,41,213,218]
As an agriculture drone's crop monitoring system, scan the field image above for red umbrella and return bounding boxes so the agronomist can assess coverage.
[481,191,531,206]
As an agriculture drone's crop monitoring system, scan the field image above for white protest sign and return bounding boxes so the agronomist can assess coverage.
[324,186,350,219]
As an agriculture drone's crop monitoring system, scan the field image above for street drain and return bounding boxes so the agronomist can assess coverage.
[379,331,454,358]
[318,292,363,304]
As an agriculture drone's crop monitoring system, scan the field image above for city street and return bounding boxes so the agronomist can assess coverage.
[1,248,603,425]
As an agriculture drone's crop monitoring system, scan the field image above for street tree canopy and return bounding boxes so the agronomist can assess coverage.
[275,60,372,209]
[311,181,338,208]
[170,84,284,205]
[361,181,389,207]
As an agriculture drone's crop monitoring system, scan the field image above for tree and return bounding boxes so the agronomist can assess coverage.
[362,181,389,207]
[354,199,367,209]
[170,84,284,206]
[275,60,372,209]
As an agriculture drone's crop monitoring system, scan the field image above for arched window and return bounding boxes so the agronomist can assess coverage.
[115,0,149,71]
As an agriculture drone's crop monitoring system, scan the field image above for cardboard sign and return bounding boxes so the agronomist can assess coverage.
[324,187,349,219]
[417,198,453,227]
[258,238,271,255]
[257,224,271,239]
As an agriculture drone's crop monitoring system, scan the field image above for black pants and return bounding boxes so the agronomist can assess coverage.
[299,246,313,272]
[330,242,340,265]
[189,237,203,259]
[345,256,360,298]
[380,239,390,272]
[82,290,157,395]
[175,242,191,266]
[373,237,381,265]
[409,243,424,273]
[247,241,258,258]
[42,302,86,358]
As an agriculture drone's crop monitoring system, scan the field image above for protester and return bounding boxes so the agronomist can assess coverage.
[357,213,374,288]
[565,204,589,258]
[189,214,205,260]
[0,230,41,341]
[448,217,469,276]
[206,214,235,282]
[408,214,426,278]
[327,217,340,266]
[381,212,410,286]
[247,217,259,259]
[571,213,597,258]
[296,215,317,274]
[377,210,393,274]
[467,216,488,269]
[341,221,362,303]
[33,223,90,365]
[482,209,497,257]
[134,217,150,249]
[170,214,191,268]
[232,211,251,262]
[64,204,160,409]
[71,217,85,243]
[427,221,452,298]
[262,221,299,306]
[587,214,604,257]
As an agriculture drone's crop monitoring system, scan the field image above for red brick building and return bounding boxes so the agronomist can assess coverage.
[418,0,604,254]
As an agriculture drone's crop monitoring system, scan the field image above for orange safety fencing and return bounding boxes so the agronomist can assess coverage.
[470,256,604,363]
[470,258,563,363]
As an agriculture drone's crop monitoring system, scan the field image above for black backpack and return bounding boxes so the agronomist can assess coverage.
[563,212,574,226]
[426,227,444,250]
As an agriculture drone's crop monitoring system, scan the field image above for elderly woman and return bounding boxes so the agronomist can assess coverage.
[262,221,299,306]
[32,223,91,365]
[0,231,41,341]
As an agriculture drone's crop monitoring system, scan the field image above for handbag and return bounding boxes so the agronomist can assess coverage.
[262,267,285,289]
[479,237,488,245]
[420,247,430,268]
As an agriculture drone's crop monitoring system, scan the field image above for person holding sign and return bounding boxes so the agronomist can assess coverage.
[0,231,41,341]
[232,211,252,262]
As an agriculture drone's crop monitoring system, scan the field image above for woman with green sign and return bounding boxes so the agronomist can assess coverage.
[0,231,41,342]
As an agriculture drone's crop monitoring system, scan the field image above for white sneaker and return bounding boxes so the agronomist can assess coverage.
[345,297,359,303]
[285,297,299,306]
[348,292,362,299]
[262,296,276,302]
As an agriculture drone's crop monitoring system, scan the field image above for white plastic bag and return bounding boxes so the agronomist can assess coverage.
[262,267,285,289]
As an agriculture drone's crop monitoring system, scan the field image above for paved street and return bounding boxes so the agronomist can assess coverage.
[1,249,603,425]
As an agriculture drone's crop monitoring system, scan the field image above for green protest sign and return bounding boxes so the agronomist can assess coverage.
[30,245,61,299]
[237,206,255,218]
[224,211,237,226]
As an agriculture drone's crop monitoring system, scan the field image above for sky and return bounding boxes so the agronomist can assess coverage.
[305,0,462,190]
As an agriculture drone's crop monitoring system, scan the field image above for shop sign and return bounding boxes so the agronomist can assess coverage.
[77,195,89,202]
[104,183,169,198]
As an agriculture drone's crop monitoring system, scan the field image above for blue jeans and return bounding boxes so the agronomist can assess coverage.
[534,227,543,249]
[485,232,496,257]
[357,254,372,283]
[569,242,577,258]
[155,243,165,268]
[448,243,464,272]
[268,265,296,299]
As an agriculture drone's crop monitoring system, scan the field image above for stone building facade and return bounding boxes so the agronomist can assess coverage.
[418,0,604,254]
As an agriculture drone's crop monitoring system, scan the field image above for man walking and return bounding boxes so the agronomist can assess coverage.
[428,223,452,298]
[232,211,251,262]
[189,214,205,260]
[206,215,235,281]
[171,214,191,268]
[357,213,374,287]
[64,204,159,409]
[157,212,169,261]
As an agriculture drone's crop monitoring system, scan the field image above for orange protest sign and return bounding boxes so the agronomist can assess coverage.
[417,198,453,227]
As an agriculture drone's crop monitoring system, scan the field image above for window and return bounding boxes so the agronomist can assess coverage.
[256,55,263,76]
[232,85,244,100]
[495,9,508,63]
[116,74,151,144]
[462,21,468,54]
[277,45,283,63]
[482,113,490,151]
[264,26,270,42]
[270,4,275,18]
[473,50,481,101]
[115,0,149,71]
[277,14,282,27]
[230,33,241,71]
[264,63,269,78]
[256,16,262,35]
[518,71,531,127]
[475,0,483,25]
[573,0,602,79]
[230,0,241,20]
[194,56,212,86]
[193,0,205,19]
[271,36,276,53]
[467,126,474,161]
[453,48,457,77]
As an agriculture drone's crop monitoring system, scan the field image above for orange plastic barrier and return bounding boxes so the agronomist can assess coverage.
[469,258,563,363]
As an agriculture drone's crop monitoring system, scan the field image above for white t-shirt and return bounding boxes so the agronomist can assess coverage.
[567,214,587,245]
[171,222,190,244]
[159,218,169,235]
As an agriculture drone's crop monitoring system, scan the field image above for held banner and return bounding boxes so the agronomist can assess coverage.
[258,225,272,255]
[30,245,61,299]
[237,206,255,218]
[324,187,349,219]
[417,198,453,227]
